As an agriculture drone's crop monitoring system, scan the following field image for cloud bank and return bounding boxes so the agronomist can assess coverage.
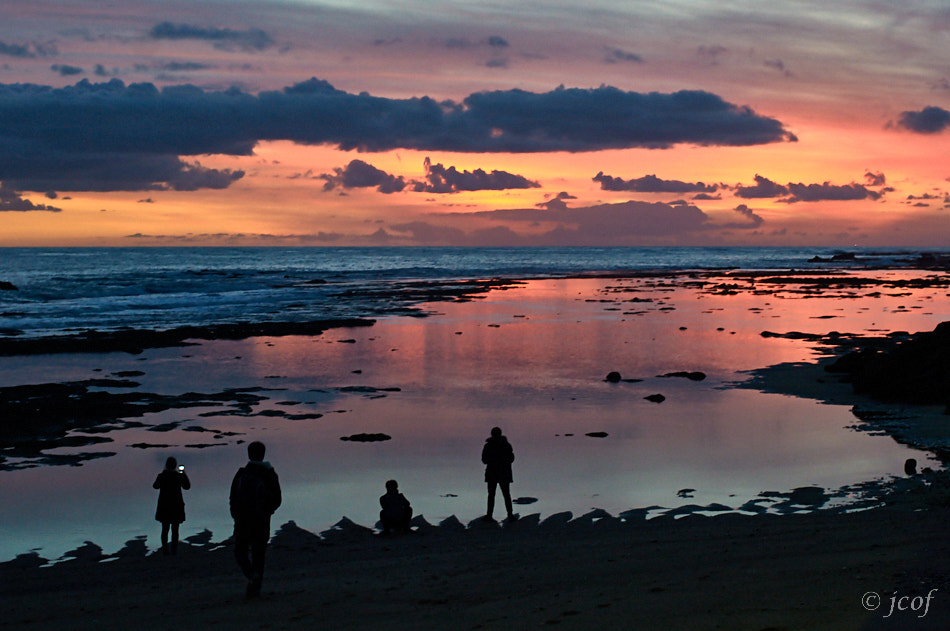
[593,172,718,193]
[390,195,767,246]
[0,184,61,212]
[148,22,276,52]
[413,157,539,193]
[0,78,796,193]
[319,158,539,194]
[734,174,884,203]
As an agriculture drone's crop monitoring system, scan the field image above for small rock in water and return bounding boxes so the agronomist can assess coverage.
[660,371,707,381]
[676,488,695,498]
[340,433,391,442]
[644,393,666,403]
[605,371,622,383]
[585,431,609,438]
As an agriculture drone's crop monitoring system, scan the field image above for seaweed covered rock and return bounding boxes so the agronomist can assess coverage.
[825,321,950,405]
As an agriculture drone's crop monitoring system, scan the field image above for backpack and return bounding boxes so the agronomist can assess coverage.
[232,467,270,518]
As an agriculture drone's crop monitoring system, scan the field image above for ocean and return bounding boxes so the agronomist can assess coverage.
[0,246,945,563]
[0,246,935,339]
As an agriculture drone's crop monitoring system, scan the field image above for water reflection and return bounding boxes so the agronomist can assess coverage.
[0,274,943,562]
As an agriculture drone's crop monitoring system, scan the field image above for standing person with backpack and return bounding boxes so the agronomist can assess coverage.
[229,441,281,599]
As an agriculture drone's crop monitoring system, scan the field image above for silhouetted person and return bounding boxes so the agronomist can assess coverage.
[379,479,412,534]
[905,458,918,476]
[153,456,191,555]
[230,441,281,599]
[482,427,516,522]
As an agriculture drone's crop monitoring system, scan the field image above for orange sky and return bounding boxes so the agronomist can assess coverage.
[0,0,948,246]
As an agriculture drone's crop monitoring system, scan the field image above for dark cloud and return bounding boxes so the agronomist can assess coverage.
[0,184,62,212]
[149,22,275,52]
[896,106,950,134]
[161,61,216,72]
[735,174,788,198]
[165,162,245,191]
[735,174,883,203]
[0,78,795,193]
[51,64,83,76]
[319,158,537,194]
[763,59,792,77]
[782,182,882,203]
[421,194,768,246]
[454,86,796,151]
[0,41,55,59]
[472,198,711,239]
[604,48,643,64]
[320,159,407,194]
[412,157,539,193]
[444,36,509,49]
[864,170,886,186]
[593,172,718,193]
[726,204,764,228]
[697,45,728,66]
[541,191,577,207]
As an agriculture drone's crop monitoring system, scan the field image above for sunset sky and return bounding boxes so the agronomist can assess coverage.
[1,0,948,247]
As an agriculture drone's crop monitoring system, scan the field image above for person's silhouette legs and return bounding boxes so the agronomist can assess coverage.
[486,481,497,520]
[499,482,514,520]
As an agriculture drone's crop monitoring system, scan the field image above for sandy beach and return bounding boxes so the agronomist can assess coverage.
[2,265,949,629]
[3,481,950,630]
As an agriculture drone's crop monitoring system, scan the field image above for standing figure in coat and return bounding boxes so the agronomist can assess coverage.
[153,456,191,555]
[481,427,516,522]
[230,441,281,599]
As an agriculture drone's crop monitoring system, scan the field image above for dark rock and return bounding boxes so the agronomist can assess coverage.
[113,370,146,378]
[539,512,573,528]
[644,393,666,403]
[1,550,47,570]
[585,431,609,438]
[115,536,149,558]
[0,281,17,291]
[660,371,706,381]
[824,321,950,404]
[438,515,466,531]
[604,371,622,383]
[340,433,391,442]
[0,318,376,356]
[787,486,827,506]
[60,541,104,563]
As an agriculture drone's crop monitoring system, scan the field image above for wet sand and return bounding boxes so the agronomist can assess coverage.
[2,267,950,629]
